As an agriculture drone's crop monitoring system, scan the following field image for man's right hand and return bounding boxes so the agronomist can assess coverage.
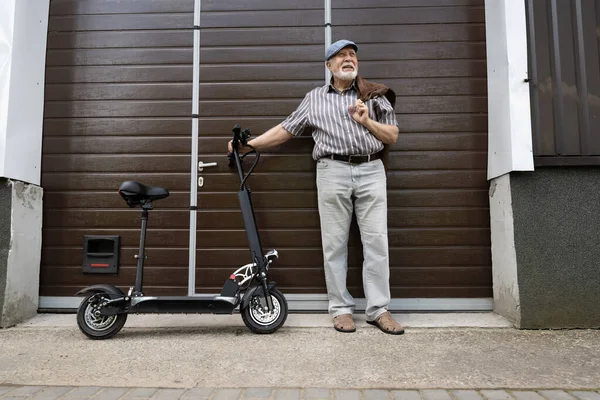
[227,139,253,154]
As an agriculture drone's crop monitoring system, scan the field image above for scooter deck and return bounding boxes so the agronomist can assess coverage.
[128,295,238,314]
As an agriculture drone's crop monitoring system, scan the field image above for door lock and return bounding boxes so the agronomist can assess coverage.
[198,177,204,187]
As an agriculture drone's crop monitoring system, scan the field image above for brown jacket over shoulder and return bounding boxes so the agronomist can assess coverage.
[355,75,397,171]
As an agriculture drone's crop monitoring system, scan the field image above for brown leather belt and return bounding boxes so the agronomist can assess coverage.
[324,152,381,164]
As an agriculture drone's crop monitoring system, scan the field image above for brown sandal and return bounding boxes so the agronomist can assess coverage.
[333,313,356,333]
[367,311,404,335]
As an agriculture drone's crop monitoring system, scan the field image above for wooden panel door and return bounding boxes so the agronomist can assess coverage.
[191,0,326,294]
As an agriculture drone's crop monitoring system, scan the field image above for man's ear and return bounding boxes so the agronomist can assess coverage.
[325,61,331,71]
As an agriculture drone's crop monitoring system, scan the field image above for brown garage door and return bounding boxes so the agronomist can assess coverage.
[40,0,490,300]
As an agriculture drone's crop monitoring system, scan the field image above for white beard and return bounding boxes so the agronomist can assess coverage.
[333,68,357,81]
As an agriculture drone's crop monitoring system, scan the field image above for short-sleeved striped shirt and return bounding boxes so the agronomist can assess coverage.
[281,80,398,160]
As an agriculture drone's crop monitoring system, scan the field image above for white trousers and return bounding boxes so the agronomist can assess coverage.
[316,157,391,321]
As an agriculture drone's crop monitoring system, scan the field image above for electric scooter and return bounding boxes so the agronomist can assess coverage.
[75,125,288,339]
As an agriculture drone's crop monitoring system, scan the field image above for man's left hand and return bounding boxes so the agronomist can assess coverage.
[349,99,369,126]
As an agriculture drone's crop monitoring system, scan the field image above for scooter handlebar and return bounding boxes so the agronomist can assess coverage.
[231,125,251,147]
[228,124,254,168]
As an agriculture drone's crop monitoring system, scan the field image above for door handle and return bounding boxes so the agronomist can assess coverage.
[198,161,217,172]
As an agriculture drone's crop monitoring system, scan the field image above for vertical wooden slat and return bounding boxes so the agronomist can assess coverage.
[548,0,566,155]
[532,1,557,156]
[589,0,600,153]
[558,0,582,155]
[573,0,591,154]
[525,0,543,156]
[597,0,600,77]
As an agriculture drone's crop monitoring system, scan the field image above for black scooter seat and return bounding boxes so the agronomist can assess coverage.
[118,181,169,206]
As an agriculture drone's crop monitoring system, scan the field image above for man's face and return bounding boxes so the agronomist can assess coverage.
[327,47,358,81]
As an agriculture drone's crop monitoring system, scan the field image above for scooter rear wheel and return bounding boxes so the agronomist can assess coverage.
[77,293,127,340]
[242,288,288,334]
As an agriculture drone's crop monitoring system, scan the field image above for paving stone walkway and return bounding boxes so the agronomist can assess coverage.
[0,387,599,400]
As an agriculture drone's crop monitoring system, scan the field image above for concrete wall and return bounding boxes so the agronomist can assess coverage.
[510,167,600,328]
[489,174,521,326]
[0,180,11,321]
[0,179,43,328]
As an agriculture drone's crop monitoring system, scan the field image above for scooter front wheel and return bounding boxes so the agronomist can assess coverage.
[76,293,127,340]
[241,288,288,334]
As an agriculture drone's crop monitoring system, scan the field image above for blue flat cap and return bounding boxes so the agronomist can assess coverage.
[325,39,358,61]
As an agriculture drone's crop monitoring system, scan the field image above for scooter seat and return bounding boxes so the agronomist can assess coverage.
[118,181,169,206]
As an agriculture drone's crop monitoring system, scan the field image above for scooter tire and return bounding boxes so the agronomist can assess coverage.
[76,293,127,340]
[241,288,288,334]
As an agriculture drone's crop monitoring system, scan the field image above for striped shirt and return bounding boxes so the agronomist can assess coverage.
[281,80,398,160]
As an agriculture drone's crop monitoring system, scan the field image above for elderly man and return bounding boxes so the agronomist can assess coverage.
[228,40,404,335]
